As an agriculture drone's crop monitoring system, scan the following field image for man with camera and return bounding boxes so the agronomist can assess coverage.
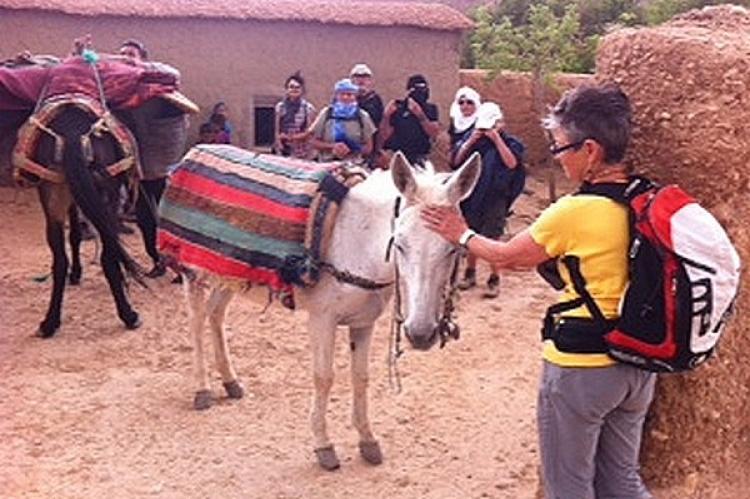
[379,74,440,166]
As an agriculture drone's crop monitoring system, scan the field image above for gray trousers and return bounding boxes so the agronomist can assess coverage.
[537,361,656,499]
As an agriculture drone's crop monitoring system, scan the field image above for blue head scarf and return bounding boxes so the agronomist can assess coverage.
[330,79,362,152]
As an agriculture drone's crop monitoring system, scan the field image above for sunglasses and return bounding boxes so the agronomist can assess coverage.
[549,139,587,156]
[458,99,475,105]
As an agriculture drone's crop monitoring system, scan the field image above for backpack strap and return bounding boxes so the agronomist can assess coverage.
[577,175,656,203]
[541,255,615,353]
[325,106,365,141]
[541,295,585,341]
[560,255,607,327]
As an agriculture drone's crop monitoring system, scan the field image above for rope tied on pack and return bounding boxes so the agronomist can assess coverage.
[12,48,141,189]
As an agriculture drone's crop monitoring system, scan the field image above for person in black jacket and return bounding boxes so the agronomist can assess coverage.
[380,74,440,165]
[452,102,525,297]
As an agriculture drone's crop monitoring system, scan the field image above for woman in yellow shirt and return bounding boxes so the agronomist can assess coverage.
[422,83,655,499]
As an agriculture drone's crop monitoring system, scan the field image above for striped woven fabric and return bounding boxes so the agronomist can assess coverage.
[158,145,349,294]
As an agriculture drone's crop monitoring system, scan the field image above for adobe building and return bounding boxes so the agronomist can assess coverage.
[0,0,472,149]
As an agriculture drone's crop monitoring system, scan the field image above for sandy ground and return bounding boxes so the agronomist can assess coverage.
[0,178,738,499]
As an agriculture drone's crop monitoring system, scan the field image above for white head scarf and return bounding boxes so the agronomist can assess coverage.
[449,86,481,134]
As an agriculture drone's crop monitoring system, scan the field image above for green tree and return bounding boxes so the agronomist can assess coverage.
[472,3,582,75]
[471,1,598,73]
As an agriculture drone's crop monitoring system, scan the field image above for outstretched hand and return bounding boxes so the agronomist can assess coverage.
[421,206,468,245]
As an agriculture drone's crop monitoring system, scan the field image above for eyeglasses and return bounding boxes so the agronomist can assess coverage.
[549,139,587,156]
[458,99,475,105]
[287,84,302,90]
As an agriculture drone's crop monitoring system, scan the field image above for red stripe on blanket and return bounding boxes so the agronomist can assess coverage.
[159,230,289,291]
[170,169,309,223]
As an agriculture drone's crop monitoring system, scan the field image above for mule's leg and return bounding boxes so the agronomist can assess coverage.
[309,315,340,470]
[185,279,212,410]
[38,217,68,338]
[206,287,243,399]
[136,178,166,277]
[68,205,82,285]
[349,324,383,465]
[100,241,141,330]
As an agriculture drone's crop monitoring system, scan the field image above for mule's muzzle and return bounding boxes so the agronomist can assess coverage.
[404,324,439,351]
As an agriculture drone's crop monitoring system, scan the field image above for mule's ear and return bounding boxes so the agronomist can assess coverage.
[446,151,481,204]
[390,151,417,200]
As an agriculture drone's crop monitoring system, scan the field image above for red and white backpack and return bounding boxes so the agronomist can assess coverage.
[544,176,741,372]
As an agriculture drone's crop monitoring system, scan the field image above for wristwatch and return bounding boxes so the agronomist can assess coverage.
[458,229,477,249]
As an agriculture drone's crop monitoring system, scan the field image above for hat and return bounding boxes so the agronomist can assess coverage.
[475,102,504,129]
[334,78,359,93]
[407,74,428,89]
[350,63,373,77]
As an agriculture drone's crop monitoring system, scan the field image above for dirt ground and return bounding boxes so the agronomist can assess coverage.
[0,177,741,499]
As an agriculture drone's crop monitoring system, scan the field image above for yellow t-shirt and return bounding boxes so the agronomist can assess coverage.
[529,194,629,368]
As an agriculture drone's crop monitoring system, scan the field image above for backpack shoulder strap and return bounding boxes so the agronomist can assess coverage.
[577,175,657,204]
[560,255,608,327]
[326,107,364,135]
[577,181,628,204]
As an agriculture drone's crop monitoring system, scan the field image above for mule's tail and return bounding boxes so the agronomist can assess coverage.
[61,129,146,287]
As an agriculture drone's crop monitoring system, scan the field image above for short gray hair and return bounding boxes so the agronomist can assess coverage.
[544,83,632,164]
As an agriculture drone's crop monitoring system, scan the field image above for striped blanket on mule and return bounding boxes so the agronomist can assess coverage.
[158,145,358,299]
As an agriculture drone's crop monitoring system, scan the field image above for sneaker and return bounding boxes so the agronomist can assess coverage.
[482,274,500,299]
[457,269,477,290]
[145,260,166,278]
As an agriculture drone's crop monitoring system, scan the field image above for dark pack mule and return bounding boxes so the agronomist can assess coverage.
[20,99,145,337]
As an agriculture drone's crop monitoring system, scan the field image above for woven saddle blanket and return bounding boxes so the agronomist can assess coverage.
[158,145,358,295]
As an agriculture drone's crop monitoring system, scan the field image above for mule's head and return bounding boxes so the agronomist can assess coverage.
[390,151,481,351]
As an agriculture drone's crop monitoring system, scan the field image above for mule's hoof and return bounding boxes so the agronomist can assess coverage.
[223,380,245,399]
[68,272,81,286]
[359,440,383,465]
[193,390,213,410]
[314,445,340,471]
[37,319,60,338]
[123,312,142,330]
